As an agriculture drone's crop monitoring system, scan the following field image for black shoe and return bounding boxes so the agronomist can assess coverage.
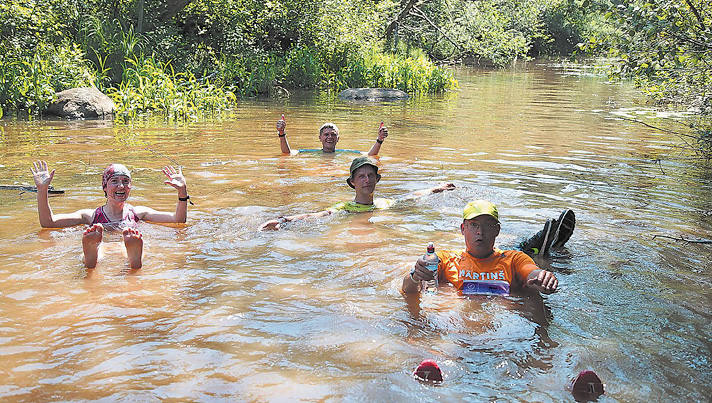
[520,219,554,255]
[550,209,575,248]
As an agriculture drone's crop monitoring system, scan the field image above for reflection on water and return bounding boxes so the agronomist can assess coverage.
[0,63,711,402]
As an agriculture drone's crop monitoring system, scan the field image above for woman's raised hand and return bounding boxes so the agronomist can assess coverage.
[30,160,55,188]
[162,165,187,191]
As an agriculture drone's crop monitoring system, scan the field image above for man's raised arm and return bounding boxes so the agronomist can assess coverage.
[276,114,291,154]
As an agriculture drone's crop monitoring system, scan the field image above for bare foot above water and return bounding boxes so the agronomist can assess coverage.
[122,227,143,270]
[82,224,104,269]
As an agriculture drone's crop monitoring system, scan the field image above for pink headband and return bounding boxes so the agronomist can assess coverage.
[102,164,131,188]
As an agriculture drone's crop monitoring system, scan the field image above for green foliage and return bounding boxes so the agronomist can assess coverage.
[0,1,78,58]
[78,16,145,90]
[107,55,236,121]
[0,1,93,115]
[692,120,712,158]
[0,43,95,114]
[389,0,534,65]
[283,47,321,89]
[336,48,458,93]
[388,0,613,65]
[534,0,614,56]
[215,51,280,97]
[214,46,457,96]
[5,0,622,118]
[601,0,712,115]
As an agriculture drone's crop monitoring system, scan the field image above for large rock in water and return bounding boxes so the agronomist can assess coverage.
[45,87,115,119]
[338,88,409,101]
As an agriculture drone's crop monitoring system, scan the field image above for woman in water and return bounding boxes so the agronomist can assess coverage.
[30,160,190,270]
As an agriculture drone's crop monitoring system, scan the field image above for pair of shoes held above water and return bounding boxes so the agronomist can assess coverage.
[520,209,576,255]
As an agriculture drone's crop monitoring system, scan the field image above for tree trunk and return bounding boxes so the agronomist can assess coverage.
[385,0,426,41]
[137,0,144,33]
[158,0,195,23]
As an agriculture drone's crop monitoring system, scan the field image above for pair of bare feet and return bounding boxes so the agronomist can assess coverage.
[82,224,143,270]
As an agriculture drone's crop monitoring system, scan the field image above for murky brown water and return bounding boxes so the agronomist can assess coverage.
[1,63,710,402]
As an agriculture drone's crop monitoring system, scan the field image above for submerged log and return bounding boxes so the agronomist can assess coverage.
[0,185,65,194]
[338,88,409,101]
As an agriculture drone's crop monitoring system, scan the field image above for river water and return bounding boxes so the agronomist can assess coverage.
[0,63,710,402]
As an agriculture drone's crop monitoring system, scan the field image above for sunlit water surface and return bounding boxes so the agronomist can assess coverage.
[0,64,710,402]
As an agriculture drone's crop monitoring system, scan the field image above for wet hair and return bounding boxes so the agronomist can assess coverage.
[319,122,339,136]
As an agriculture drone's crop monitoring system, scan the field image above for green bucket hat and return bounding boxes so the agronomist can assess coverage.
[346,157,381,188]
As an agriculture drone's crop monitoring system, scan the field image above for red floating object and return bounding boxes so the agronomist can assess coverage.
[413,359,443,384]
[570,370,605,399]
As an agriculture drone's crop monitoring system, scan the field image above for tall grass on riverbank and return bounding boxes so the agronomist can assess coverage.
[108,56,237,121]
[337,49,458,93]
[0,43,95,116]
[217,47,457,97]
[217,53,280,98]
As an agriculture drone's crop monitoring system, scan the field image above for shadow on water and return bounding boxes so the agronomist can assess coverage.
[0,63,711,401]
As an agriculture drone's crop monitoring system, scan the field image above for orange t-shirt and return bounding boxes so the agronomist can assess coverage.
[435,248,538,295]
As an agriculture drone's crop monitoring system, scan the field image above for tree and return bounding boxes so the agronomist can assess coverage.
[604,0,712,114]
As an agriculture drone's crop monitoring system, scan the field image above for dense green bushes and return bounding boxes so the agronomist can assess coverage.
[0,2,95,116]
[0,0,617,120]
[108,55,237,120]
[0,43,95,115]
[339,49,457,93]
[216,46,457,97]
[385,0,611,65]
[201,0,457,95]
[601,0,711,115]
[1,0,463,119]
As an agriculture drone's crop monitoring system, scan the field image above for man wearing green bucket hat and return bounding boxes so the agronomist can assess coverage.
[402,200,571,296]
[259,156,454,230]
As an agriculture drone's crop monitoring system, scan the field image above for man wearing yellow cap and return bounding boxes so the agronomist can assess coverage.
[402,200,561,296]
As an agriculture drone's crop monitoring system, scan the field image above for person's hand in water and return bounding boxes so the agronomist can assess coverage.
[526,269,558,294]
[432,182,456,193]
[277,114,286,136]
[259,217,287,231]
[162,166,187,193]
[407,182,456,198]
[31,160,55,189]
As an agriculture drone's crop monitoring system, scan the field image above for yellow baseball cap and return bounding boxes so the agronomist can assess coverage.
[463,200,499,221]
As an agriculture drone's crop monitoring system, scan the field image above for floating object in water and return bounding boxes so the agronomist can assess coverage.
[200,160,233,167]
[570,370,605,399]
[0,185,65,194]
[413,359,443,384]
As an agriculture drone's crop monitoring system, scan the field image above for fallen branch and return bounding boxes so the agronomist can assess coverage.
[682,0,706,32]
[143,147,183,168]
[652,234,712,244]
[0,185,65,194]
[612,115,691,138]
